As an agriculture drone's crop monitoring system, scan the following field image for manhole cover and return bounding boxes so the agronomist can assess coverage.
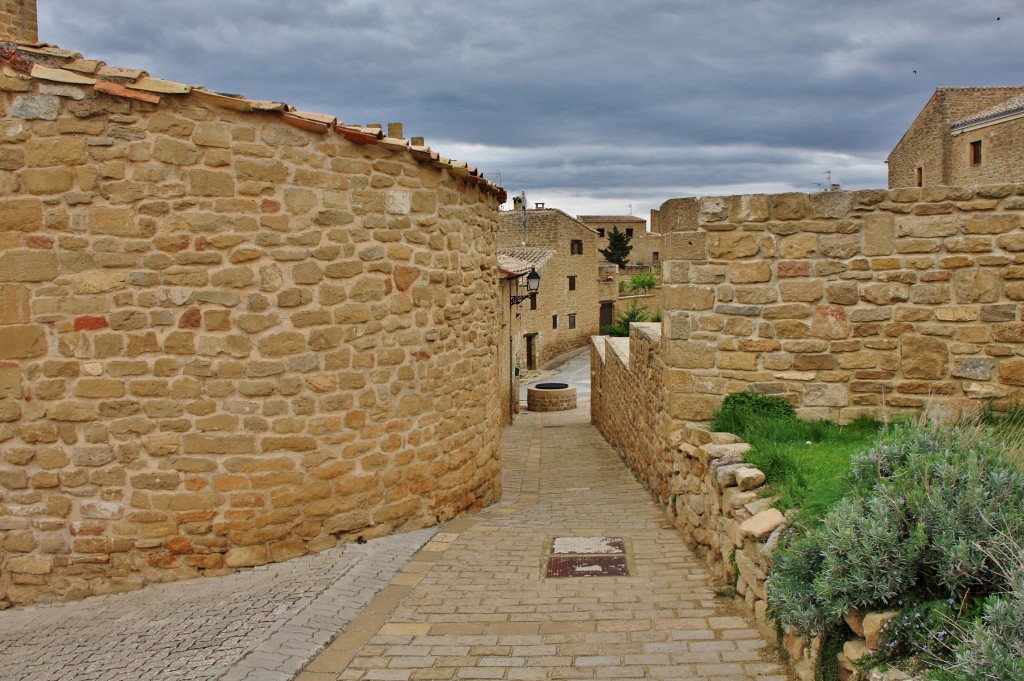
[551,536,625,555]
[546,555,630,578]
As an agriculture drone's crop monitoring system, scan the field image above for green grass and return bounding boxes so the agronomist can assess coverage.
[714,406,884,523]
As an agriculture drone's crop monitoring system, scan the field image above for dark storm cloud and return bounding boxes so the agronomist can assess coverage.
[38,0,1022,218]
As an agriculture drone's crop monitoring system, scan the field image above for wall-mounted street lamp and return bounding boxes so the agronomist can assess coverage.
[510,268,540,306]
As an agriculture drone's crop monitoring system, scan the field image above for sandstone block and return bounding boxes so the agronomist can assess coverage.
[735,467,766,491]
[863,610,900,650]
[0,318,44,361]
[85,207,136,237]
[6,555,52,575]
[72,271,127,294]
[901,335,948,380]
[0,250,58,282]
[803,383,848,407]
[708,233,759,259]
[0,198,43,232]
[27,137,87,167]
[771,193,808,220]
[188,169,234,197]
[739,508,786,541]
[665,285,715,311]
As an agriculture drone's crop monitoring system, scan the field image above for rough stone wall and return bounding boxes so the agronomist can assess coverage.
[497,209,601,366]
[888,92,947,188]
[659,185,1024,424]
[0,67,503,605]
[0,0,37,43]
[590,324,674,503]
[950,116,1024,186]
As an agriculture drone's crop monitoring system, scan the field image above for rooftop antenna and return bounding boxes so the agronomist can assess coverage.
[493,170,502,186]
[627,203,633,215]
[824,170,832,187]
[519,191,528,258]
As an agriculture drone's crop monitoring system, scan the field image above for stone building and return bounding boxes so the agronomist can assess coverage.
[578,214,663,267]
[888,86,1024,188]
[497,207,602,369]
[0,4,506,606]
[495,251,551,424]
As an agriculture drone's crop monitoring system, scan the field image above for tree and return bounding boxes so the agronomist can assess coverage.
[599,226,632,267]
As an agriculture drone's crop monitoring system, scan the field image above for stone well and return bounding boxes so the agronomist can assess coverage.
[527,383,577,412]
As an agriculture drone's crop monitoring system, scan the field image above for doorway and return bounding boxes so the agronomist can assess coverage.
[525,334,538,371]
[600,301,614,330]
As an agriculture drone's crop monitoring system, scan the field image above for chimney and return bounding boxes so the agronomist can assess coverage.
[0,0,38,43]
[387,122,404,139]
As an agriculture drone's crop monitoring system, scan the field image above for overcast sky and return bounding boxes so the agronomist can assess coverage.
[38,0,1021,223]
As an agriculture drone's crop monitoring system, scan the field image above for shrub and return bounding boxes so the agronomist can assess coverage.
[767,419,1024,677]
[601,299,652,337]
[628,271,657,293]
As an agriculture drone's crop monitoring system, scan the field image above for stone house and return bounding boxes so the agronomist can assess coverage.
[0,3,507,606]
[578,214,663,268]
[497,207,603,369]
[888,86,1024,188]
[495,250,552,424]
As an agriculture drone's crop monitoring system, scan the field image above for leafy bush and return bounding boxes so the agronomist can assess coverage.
[601,299,652,336]
[710,390,795,434]
[628,271,657,293]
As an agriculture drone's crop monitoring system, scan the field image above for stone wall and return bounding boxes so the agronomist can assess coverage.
[659,185,1024,423]
[0,48,504,605]
[0,0,37,43]
[590,324,674,504]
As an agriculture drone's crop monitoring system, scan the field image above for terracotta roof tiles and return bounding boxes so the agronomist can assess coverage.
[0,40,505,200]
[577,215,646,223]
[952,93,1024,130]
[497,248,555,276]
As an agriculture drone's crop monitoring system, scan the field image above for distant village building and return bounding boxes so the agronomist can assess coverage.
[888,86,1024,188]
[497,207,607,369]
[578,215,663,268]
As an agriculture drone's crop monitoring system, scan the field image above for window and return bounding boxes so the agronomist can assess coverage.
[568,313,576,329]
[970,140,983,166]
[915,167,923,187]
[652,251,660,263]
[529,294,537,311]
[568,275,576,291]
[570,239,583,255]
[552,314,558,329]
[597,228,605,238]
[626,228,634,237]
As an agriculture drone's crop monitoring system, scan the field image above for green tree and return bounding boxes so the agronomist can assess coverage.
[599,226,632,267]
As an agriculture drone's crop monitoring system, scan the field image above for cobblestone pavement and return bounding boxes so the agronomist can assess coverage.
[0,528,434,681]
[298,401,792,680]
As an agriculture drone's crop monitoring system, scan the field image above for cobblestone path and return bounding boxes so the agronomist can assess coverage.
[298,405,790,680]
[0,528,433,681]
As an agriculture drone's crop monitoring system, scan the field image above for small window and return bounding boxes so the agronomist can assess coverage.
[970,140,982,166]
[597,228,605,238]
[652,251,660,263]
[626,228,634,237]
[552,314,558,329]
[568,313,576,329]
[568,275,576,291]
[915,167,923,187]
[529,294,537,311]
[570,239,583,255]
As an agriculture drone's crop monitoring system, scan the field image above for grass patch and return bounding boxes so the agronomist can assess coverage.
[710,391,884,523]
[731,413,883,522]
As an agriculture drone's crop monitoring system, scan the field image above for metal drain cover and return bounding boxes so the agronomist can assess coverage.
[551,536,625,555]
[546,555,629,578]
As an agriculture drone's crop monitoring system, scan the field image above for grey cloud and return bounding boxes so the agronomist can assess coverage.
[38,0,1021,212]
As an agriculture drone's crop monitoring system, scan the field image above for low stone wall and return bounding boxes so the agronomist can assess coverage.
[590,324,673,503]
